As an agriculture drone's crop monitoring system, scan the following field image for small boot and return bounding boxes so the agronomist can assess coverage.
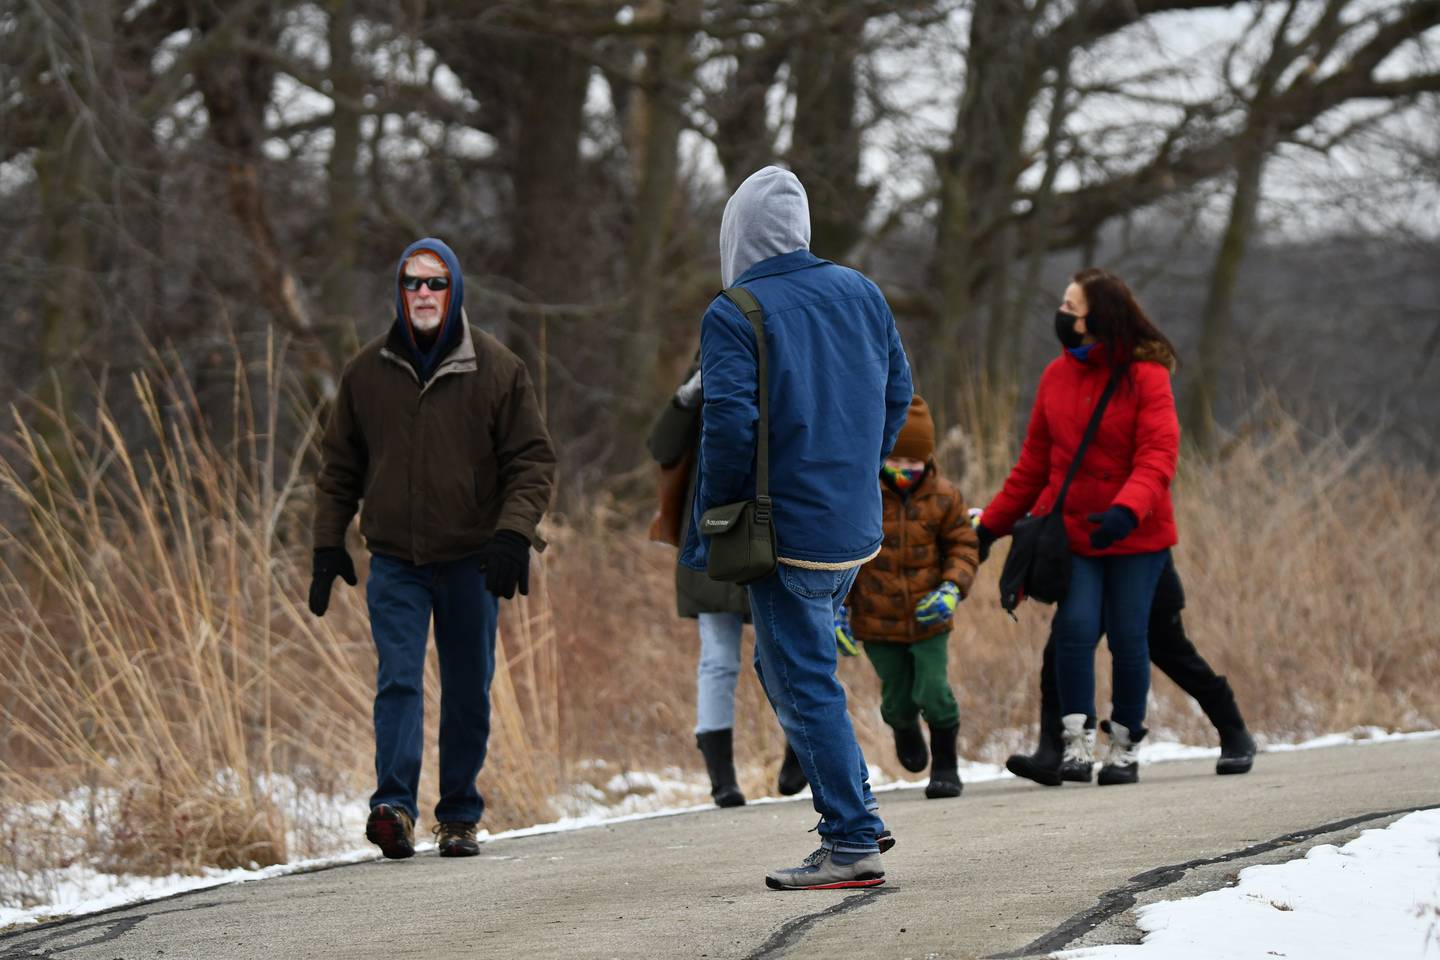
[1006,714,1064,787]
[777,742,808,796]
[1217,725,1256,775]
[1060,714,1094,783]
[924,723,963,799]
[893,725,929,774]
[1097,719,1146,785]
[696,729,746,807]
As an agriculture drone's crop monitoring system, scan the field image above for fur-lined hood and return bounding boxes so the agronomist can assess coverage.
[1134,339,1178,373]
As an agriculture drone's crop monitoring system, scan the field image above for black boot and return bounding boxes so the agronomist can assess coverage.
[1006,718,1064,787]
[696,730,746,807]
[1217,725,1256,775]
[924,723,963,798]
[777,741,808,796]
[893,725,928,774]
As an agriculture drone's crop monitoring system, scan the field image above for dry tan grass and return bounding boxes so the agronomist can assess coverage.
[1,350,1436,908]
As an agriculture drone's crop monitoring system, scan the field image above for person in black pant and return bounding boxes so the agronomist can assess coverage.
[1003,554,1257,784]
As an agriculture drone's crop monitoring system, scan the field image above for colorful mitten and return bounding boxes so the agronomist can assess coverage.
[915,581,961,625]
[835,607,859,657]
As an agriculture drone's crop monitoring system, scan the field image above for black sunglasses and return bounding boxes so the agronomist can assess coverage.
[400,275,451,292]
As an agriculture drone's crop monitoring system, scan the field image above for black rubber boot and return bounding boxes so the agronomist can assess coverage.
[1217,725,1256,775]
[893,725,929,774]
[696,729,746,807]
[924,723,963,798]
[777,741,808,796]
[1006,713,1065,787]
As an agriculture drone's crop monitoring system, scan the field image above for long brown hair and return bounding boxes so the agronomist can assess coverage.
[1073,268,1178,375]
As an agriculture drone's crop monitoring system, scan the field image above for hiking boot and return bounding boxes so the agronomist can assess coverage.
[1216,725,1256,775]
[366,804,416,860]
[433,821,480,857]
[924,722,963,799]
[1006,724,1064,787]
[1060,714,1095,783]
[697,729,746,808]
[765,846,885,890]
[893,725,928,773]
[1097,720,1146,785]
[777,742,808,796]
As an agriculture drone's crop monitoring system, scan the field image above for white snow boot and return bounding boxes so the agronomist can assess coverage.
[1097,719,1146,786]
[1060,713,1094,783]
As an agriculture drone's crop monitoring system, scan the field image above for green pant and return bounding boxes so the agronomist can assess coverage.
[862,632,960,730]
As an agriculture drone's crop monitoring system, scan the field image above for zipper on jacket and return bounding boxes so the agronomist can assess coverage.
[897,495,914,641]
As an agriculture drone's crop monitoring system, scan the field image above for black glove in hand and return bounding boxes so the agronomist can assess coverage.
[1087,506,1138,550]
[479,530,532,599]
[309,546,357,617]
[975,523,998,564]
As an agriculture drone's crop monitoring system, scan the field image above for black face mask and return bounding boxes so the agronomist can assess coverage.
[1054,310,1086,350]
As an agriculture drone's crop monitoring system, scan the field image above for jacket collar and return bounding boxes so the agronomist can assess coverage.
[380,310,477,392]
[1059,339,1178,375]
[732,249,832,285]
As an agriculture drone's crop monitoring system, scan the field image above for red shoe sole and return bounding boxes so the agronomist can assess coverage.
[366,807,415,859]
[766,875,885,890]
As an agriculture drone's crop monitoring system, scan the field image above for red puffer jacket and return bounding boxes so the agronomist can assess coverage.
[982,342,1180,556]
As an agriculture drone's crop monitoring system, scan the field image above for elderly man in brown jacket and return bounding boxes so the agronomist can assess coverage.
[309,237,555,860]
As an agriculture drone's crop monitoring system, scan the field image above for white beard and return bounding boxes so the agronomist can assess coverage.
[410,311,442,333]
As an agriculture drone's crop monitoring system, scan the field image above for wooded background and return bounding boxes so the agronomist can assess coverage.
[3,0,1439,506]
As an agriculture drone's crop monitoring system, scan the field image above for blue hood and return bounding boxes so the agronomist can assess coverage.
[393,237,465,381]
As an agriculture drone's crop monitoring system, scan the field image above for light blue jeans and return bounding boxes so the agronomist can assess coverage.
[749,564,883,855]
[695,611,744,735]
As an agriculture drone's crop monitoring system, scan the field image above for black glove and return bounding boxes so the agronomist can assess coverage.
[309,546,357,617]
[1087,506,1138,550]
[478,530,531,599]
[976,523,998,564]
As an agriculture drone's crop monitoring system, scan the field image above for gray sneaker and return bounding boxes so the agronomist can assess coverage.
[765,846,885,890]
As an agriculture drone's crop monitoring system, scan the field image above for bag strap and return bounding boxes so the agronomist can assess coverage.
[718,286,770,515]
[1053,369,1122,513]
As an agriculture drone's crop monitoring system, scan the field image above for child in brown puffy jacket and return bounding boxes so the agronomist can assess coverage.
[836,395,980,798]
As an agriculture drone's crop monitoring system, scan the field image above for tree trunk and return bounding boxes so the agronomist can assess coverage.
[788,3,871,262]
[499,35,590,380]
[322,0,363,365]
[928,0,1040,429]
[193,4,313,339]
[621,0,699,449]
[1186,137,1267,453]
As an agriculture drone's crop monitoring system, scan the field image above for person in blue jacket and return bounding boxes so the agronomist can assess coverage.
[681,165,913,890]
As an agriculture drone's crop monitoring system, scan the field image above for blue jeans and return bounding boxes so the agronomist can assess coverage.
[1053,550,1169,731]
[366,552,499,824]
[748,564,883,855]
[696,611,744,735]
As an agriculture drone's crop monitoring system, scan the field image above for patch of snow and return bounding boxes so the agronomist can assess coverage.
[1058,807,1440,960]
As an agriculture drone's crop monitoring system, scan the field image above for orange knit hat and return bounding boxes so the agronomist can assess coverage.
[891,395,935,461]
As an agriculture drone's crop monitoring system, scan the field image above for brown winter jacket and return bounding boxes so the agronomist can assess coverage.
[312,316,557,565]
[847,468,980,644]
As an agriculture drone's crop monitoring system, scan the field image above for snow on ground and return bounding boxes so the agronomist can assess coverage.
[2,727,1437,933]
[1058,807,1440,960]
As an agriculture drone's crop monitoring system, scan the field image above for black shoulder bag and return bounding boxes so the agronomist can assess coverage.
[698,286,778,585]
[998,370,1121,612]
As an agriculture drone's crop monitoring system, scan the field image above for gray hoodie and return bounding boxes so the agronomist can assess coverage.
[719,166,811,287]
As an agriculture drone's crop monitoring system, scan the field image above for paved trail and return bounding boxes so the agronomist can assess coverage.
[4,739,1438,960]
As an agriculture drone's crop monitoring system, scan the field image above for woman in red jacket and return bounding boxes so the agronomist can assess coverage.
[978,269,1180,785]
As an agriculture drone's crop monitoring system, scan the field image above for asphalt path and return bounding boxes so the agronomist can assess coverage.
[4,738,1438,960]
